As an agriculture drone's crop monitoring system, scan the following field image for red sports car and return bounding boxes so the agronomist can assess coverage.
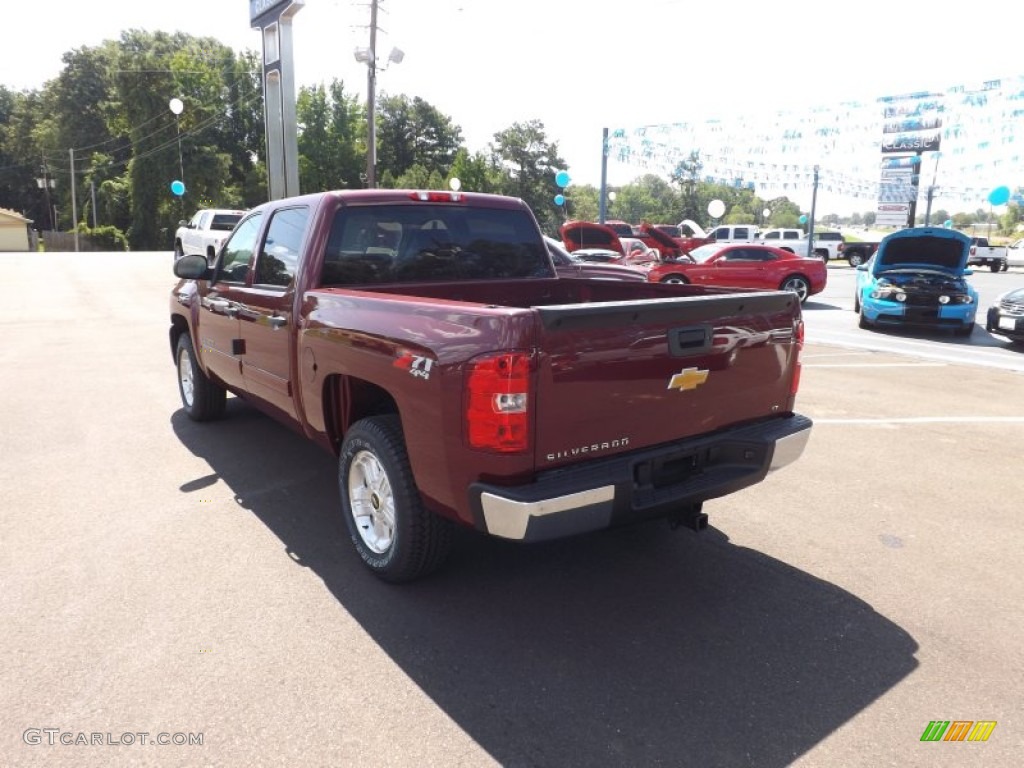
[646,243,827,304]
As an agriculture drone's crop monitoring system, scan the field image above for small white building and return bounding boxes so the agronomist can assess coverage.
[0,207,34,251]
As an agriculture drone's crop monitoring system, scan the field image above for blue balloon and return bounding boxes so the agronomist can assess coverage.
[554,194,565,206]
[555,171,570,188]
[170,180,186,196]
[988,185,1010,206]
[798,214,808,224]
[943,219,953,228]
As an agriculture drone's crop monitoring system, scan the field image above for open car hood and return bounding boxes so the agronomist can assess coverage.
[559,221,624,254]
[637,222,685,252]
[678,219,708,238]
[872,227,972,275]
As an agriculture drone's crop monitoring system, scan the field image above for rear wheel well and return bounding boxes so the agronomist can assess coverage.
[323,375,399,454]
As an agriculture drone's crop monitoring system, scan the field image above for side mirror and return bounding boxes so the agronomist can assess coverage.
[174,254,211,280]
[178,220,188,227]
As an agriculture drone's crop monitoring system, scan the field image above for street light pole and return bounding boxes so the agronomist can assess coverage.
[69,147,79,252]
[355,1,402,189]
[924,152,940,226]
[366,0,379,188]
[807,165,819,258]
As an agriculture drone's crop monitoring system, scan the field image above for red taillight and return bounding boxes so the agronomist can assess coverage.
[409,191,464,203]
[791,320,804,395]
[465,352,532,453]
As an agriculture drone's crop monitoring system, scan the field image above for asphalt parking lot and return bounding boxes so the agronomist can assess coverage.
[2,252,1021,767]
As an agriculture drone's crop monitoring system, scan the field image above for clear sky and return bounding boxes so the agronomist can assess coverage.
[4,0,1021,216]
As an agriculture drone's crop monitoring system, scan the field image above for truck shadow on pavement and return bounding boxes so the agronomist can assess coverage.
[173,402,918,768]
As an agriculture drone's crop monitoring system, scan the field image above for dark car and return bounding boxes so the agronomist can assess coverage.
[985,287,1024,345]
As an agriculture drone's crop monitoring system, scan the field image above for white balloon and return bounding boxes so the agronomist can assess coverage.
[169,98,184,115]
[449,177,461,191]
[708,199,725,218]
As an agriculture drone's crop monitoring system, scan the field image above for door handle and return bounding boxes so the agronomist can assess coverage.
[208,299,240,317]
[268,315,287,329]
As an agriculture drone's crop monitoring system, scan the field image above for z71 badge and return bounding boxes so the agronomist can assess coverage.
[667,367,709,391]
[394,353,434,380]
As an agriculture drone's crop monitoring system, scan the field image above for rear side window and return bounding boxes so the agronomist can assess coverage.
[320,204,553,285]
[211,214,243,231]
[254,207,309,288]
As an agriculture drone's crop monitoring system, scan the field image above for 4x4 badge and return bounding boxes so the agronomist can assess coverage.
[667,367,709,391]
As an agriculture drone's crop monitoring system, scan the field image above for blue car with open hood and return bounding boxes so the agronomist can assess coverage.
[854,227,977,336]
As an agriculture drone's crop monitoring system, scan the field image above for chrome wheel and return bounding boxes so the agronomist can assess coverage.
[178,346,195,407]
[347,450,396,554]
[660,275,688,284]
[781,276,810,303]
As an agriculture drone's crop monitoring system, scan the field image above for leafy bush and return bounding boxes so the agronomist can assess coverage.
[75,224,129,252]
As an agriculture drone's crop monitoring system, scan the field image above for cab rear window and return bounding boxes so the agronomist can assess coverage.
[320,205,553,285]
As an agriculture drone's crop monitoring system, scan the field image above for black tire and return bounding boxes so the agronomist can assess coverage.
[1000,259,1009,273]
[847,251,866,268]
[174,240,184,260]
[814,248,829,262]
[339,415,452,583]
[659,274,689,284]
[990,262,1001,273]
[858,306,871,329]
[780,274,811,304]
[175,333,226,421]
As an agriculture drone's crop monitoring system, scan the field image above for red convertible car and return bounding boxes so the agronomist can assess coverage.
[646,243,827,304]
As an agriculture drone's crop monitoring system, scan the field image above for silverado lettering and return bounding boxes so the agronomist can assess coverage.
[170,189,812,582]
[547,438,631,462]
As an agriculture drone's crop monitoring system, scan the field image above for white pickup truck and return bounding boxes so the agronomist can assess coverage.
[967,237,1009,272]
[174,208,246,263]
[1007,238,1024,268]
[760,228,844,261]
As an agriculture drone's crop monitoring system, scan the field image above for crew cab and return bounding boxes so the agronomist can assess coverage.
[170,190,812,582]
[174,208,247,263]
[967,237,1009,272]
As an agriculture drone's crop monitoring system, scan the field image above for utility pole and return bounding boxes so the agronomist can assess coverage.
[599,127,609,224]
[366,0,379,188]
[69,147,79,252]
[90,180,98,229]
[807,165,819,256]
[924,152,940,226]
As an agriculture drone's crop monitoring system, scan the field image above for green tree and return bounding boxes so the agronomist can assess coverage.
[0,87,48,226]
[671,150,704,223]
[448,148,502,194]
[297,79,364,192]
[490,120,566,232]
[375,94,463,184]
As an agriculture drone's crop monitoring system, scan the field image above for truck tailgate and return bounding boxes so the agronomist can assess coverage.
[531,291,801,467]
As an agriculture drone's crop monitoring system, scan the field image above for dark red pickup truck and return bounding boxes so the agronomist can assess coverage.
[170,189,812,582]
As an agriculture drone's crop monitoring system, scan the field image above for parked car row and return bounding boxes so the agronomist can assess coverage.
[555,222,1021,349]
